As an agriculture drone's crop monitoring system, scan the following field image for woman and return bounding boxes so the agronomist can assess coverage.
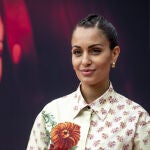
[27,14,150,150]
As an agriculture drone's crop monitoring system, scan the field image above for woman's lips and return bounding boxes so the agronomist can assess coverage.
[80,69,96,76]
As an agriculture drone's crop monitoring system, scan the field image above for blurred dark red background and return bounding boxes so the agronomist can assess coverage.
[0,0,149,149]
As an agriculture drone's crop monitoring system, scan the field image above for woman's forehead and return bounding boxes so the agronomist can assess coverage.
[72,27,108,45]
[73,27,107,39]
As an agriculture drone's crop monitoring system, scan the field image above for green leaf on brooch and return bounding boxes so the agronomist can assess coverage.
[70,146,78,150]
[42,111,57,128]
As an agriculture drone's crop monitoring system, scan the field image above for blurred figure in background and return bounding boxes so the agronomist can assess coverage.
[0,15,4,82]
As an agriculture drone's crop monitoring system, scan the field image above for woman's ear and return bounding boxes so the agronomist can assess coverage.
[111,46,120,68]
[112,46,120,63]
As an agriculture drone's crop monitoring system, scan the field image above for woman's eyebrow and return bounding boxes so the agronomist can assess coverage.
[72,44,104,48]
[88,44,104,48]
[72,45,81,48]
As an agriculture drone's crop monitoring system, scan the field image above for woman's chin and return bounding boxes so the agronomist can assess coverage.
[81,79,97,86]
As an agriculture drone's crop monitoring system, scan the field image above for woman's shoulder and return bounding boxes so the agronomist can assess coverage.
[114,92,149,116]
[111,92,150,125]
[42,91,76,112]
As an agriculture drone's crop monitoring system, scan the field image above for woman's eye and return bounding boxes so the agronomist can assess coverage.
[91,49,101,55]
[73,50,82,56]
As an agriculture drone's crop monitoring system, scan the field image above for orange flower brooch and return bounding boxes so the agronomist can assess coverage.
[50,122,80,150]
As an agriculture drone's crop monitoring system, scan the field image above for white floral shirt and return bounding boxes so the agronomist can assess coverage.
[27,83,150,150]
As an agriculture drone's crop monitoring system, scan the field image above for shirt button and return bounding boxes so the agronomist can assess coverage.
[87,105,91,109]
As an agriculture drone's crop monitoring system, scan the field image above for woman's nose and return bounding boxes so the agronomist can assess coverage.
[81,53,92,66]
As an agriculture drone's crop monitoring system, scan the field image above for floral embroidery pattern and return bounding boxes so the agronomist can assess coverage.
[42,111,57,127]
[42,111,57,146]
[50,122,80,150]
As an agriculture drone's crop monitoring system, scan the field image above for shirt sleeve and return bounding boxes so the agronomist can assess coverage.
[26,112,49,150]
[133,111,150,150]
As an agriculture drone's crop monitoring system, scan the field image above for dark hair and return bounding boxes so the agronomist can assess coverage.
[73,14,118,49]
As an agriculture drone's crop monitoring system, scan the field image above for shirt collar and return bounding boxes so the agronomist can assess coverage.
[72,82,117,120]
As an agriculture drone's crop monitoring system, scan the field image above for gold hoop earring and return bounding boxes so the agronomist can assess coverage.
[112,62,116,68]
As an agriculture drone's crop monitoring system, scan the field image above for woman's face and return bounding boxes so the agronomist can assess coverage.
[71,27,119,86]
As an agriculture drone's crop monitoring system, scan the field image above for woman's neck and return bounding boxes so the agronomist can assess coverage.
[81,81,110,104]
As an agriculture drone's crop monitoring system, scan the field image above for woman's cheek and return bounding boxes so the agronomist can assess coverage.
[72,58,80,69]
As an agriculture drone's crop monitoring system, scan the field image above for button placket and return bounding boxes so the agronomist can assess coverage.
[74,108,92,149]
